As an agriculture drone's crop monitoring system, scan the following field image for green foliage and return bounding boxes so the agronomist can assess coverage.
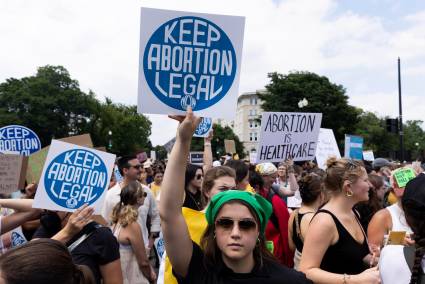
[258,71,361,145]
[403,120,425,159]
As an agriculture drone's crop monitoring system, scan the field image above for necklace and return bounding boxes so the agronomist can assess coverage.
[186,190,202,210]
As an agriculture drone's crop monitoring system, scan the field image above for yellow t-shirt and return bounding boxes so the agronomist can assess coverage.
[149,183,161,199]
[164,207,208,284]
[245,184,255,193]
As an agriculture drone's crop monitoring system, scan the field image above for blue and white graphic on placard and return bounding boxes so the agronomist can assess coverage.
[0,125,41,156]
[194,117,213,137]
[33,140,116,213]
[138,8,245,119]
[344,135,364,160]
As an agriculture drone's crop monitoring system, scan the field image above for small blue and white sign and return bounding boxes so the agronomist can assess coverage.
[33,140,116,213]
[0,125,41,156]
[138,8,245,119]
[194,117,213,137]
[11,231,26,247]
[344,134,364,160]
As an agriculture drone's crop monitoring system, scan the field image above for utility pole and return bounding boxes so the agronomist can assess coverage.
[398,57,404,162]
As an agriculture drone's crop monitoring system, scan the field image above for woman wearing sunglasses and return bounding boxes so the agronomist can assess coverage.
[159,108,312,283]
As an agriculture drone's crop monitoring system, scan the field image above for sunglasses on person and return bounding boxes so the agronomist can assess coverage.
[195,174,204,180]
[215,217,257,231]
[129,164,142,170]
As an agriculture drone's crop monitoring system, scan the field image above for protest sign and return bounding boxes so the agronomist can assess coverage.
[33,140,116,213]
[363,150,375,161]
[25,134,94,184]
[189,152,204,165]
[315,128,341,169]
[138,8,245,119]
[224,139,236,154]
[393,168,416,188]
[0,154,28,193]
[0,226,27,253]
[287,190,302,208]
[257,112,322,163]
[194,117,213,137]
[114,165,123,183]
[0,125,41,156]
[344,135,363,160]
[249,152,257,164]
[150,151,157,161]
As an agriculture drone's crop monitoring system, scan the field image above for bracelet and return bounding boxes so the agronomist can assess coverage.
[343,274,350,284]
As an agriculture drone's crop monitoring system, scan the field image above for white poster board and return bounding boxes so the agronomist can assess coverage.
[257,112,322,163]
[249,152,257,164]
[363,150,375,161]
[315,128,341,169]
[138,7,245,119]
[193,117,213,137]
[33,140,116,213]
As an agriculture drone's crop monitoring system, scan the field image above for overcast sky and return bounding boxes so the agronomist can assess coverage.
[1,0,424,146]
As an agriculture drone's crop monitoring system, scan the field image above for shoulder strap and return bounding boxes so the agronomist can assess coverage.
[68,223,101,252]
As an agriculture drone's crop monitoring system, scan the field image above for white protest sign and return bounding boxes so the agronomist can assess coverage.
[257,112,322,163]
[138,7,245,119]
[0,125,41,156]
[315,128,341,169]
[194,117,213,137]
[249,152,257,164]
[33,140,116,213]
[0,226,27,253]
[287,190,302,208]
[363,150,375,161]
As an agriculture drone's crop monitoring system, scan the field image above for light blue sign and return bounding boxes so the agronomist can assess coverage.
[44,149,108,209]
[114,165,123,183]
[194,117,213,137]
[344,135,364,160]
[11,231,26,247]
[143,16,237,111]
[0,125,41,155]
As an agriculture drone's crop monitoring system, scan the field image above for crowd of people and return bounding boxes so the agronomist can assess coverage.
[1,108,425,284]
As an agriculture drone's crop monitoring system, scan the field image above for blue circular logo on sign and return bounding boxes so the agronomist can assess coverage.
[0,125,41,156]
[143,16,237,111]
[195,117,212,136]
[44,149,108,209]
[11,232,26,247]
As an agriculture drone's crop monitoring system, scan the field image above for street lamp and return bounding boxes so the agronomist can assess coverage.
[108,131,112,150]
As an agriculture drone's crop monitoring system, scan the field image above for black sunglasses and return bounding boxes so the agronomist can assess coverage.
[195,174,204,180]
[215,217,257,231]
[129,165,142,170]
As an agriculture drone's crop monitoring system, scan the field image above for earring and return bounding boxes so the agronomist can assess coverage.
[346,190,353,197]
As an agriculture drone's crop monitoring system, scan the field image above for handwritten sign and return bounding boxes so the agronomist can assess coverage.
[0,125,41,156]
[393,168,416,188]
[315,128,341,169]
[33,140,115,213]
[257,112,322,163]
[138,8,245,119]
[0,154,28,193]
[194,117,213,137]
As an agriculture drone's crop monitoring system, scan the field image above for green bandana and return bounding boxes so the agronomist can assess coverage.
[205,190,272,234]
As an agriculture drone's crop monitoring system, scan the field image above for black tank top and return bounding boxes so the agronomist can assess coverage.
[291,211,314,252]
[317,209,369,274]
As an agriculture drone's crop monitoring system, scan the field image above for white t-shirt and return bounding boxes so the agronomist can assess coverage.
[379,245,425,284]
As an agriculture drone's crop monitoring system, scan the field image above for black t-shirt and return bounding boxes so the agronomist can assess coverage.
[173,242,313,284]
[34,221,120,284]
[183,189,203,211]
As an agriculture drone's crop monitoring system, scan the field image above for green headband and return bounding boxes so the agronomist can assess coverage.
[205,190,272,234]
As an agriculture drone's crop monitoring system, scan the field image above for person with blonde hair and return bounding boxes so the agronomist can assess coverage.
[111,181,156,284]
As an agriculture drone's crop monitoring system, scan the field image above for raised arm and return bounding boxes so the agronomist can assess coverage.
[203,130,213,173]
[0,199,34,212]
[159,108,201,277]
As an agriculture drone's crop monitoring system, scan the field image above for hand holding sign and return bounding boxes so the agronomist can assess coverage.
[62,204,94,236]
[169,107,202,142]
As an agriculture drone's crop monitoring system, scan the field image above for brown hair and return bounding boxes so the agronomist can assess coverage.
[298,174,323,204]
[201,166,236,207]
[200,200,276,271]
[324,157,365,192]
[0,239,95,284]
[111,181,144,227]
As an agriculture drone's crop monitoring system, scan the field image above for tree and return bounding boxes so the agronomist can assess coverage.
[403,120,425,160]
[191,124,245,159]
[258,71,361,146]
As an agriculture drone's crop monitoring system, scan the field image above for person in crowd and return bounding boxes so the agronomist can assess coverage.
[275,160,299,199]
[183,164,204,211]
[248,169,264,193]
[299,157,380,284]
[288,173,327,269]
[138,166,148,185]
[368,167,415,250]
[149,169,163,200]
[111,181,156,284]
[33,204,122,284]
[379,173,425,284]
[0,238,95,284]
[224,159,250,190]
[144,159,154,184]
[256,162,293,267]
[355,174,386,232]
[0,198,41,235]
[159,108,312,283]
[102,155,161,258]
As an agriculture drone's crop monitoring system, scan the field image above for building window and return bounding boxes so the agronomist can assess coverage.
[254,132,258,141]
[249,132,253,141]
[249,120,253,128]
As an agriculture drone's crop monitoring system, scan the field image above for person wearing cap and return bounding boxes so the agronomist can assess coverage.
[159,108,312,284]
[368,167,415,251]
[143,159,154,184]
[379,173,425,284]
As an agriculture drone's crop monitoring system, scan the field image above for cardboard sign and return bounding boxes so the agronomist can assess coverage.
[315,128,341,169]
[393,168,416,188]
[194,117,213,137]
[33,140,116,213]
[138,8,245,119]
[363,150,375,161]
[189,152,204,165]
[0,154,28,193]
[224,139,236,154]
[344,135,363,160]
[0,125,41,156]
[25,134,94,184]
[386,231,406,245]
[257,112,322,163]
